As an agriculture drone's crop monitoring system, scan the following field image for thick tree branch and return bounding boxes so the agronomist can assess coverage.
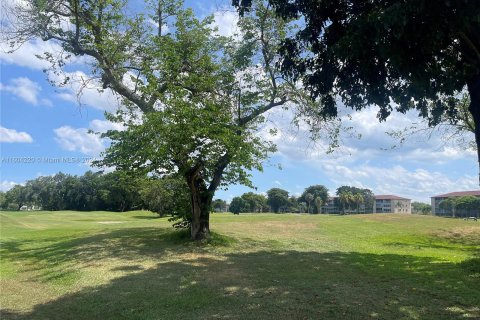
[239,98,287,126]
[208,153,231,193]
[459,32,480,63]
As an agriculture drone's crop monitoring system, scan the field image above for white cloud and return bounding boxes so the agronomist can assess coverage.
[253,105,478,202]
[89,119,125,133]
[321,162,477,202]
[52,71,120,111]
[0,180,21,192]
[54,126,105,155]
[261,106,476,167]
[53,119,124,155]
[394,147,477,164]
[1,40,109,110]
[0,39,54,70]
[0,126,33,143]
[212,10,238,37]
[0,77,51,106]
[147,18,169,35]
[0,37,86,70]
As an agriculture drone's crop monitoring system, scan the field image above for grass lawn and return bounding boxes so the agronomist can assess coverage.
[0,211,479,319]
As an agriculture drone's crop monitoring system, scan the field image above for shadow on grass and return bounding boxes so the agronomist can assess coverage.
[130,215,162,220]
[383,233,480,256]
[1,229,479,320]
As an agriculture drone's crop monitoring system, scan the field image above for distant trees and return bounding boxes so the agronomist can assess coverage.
[412,202,432,215]
[335,186,374,214]
[212,199,228,212]
[228,192,268,214]
[337,192,353,214]
[438,196,480,218]
[1,171,192,218]
[314,197,323,214]
[4,185,26,211]
[1,172,144,212]
[439,199,457,217]
[267,188,290,213]
[0,192,5,210]
[304,193,314,214]
[299,185,328,214]
[229,197,249,215]
[241,192,268,213]
[139,176,191,218]
[455,196,480,217]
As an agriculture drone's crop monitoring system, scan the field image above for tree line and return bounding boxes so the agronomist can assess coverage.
[0,174,367,215]
[2,171,442,217]
[438,196,480,217]
[0,172,189,218]
[228,185,377,214]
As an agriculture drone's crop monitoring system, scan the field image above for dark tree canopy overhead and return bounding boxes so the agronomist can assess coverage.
[234,0,480,180]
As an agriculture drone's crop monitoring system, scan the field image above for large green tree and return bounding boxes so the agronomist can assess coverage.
[229,196,249,214]
[139,176,190,217]
[299,185,328,214]
[454,196,480,217]
[336,186,375,213]
[241,192,268,213]
[235,0,480,181]
[266,188,290,213]
[212,199,227,212]
[7,0,333,239]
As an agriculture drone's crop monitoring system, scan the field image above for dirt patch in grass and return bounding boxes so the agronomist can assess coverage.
[236,221,317,233]
[0,279,57,313]
[432,226,480,245]
[356,214,412,222]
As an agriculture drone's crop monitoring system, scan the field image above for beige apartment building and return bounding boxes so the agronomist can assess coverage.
[373,195,411,213]
[321,194,411,213]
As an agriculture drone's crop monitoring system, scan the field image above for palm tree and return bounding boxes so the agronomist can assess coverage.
[314,196,323,214]
[339,192,353,214]
[305,193,314,214]
[354,194,364,214]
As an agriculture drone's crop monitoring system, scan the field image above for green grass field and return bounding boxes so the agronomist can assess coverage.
[0,211,479,319]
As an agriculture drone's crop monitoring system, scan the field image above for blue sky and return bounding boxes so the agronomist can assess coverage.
[0,1,478,204]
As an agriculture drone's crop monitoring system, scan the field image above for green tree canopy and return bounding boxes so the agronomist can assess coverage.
[212,199,227,212]
[229,196,249,214]
[267,188,290,213]
[454,196,480,216]
[336,186,374,213]
[7,0,337,239]
[439,198,457,217]
[140,176,190,218]
[299,185,328,214]
[411,202,432,215]
[241,192,268,213]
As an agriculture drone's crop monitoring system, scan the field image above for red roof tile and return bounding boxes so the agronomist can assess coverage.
[432,190,480,198]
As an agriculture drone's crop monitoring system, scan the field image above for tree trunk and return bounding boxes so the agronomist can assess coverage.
[467,72,480,185]
[186,174,212,240]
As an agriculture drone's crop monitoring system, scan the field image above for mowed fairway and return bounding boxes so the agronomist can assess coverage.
[0,211,479,320]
